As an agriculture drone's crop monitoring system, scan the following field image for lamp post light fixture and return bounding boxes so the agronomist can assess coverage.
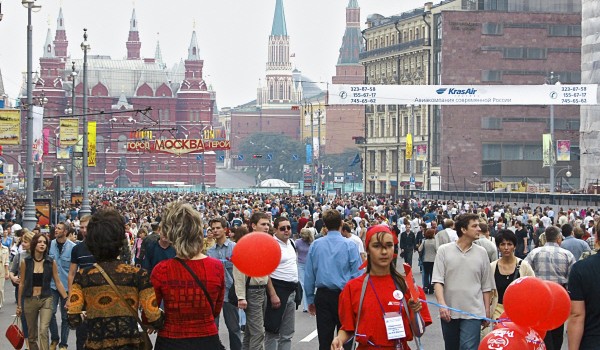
[555,166,572,193]
[79,29,91,216]
[22,0,42,230]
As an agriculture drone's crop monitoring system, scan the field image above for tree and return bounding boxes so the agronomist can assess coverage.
[239,133,305,183]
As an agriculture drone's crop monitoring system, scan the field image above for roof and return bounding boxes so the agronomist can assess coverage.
[188,30,201,60]
[337,26,363,65]
[271,0,288,36]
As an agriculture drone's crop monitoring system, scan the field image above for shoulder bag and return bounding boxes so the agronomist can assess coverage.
[93,263,153,350]
[173,258,215,316]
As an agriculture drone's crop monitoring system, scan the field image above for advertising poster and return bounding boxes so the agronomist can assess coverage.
[34,198,52,227]
[32,106,44,163]
[557,140,571,161]
[71,192,83,206]
[542,134,556,167]
[406,134,413,159]
[57,147,72,160]
[0,109,21,145]
[88,121,96,167]
[416,145,427,161]
[60,118,79,146]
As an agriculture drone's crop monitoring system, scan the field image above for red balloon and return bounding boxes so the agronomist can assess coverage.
[231,232,281,277]
[503,277,552,328]
[492,321,546,340]
[479,328,529,350]
[534,281,570,331]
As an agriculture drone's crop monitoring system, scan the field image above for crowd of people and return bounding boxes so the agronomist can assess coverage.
[0,189,598,349]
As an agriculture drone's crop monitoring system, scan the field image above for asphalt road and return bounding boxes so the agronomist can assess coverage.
[0,254,567,349]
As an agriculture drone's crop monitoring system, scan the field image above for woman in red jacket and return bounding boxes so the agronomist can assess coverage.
[332,225,432,350]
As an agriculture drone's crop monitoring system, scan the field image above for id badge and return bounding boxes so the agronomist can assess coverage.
[384,312,406,340]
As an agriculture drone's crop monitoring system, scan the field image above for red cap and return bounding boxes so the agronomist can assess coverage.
[359,224,398,270]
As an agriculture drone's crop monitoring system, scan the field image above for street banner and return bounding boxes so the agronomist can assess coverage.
[88,121,96,167]
[0,164,4,194]
[0,109,21,145]
[557,140,571,161]
[32,106,44,163]
[416,145,427,161]
[43,128,50,155]
[57,147,71,160]
[34,198,52,227]
[303,164,312,194]
[406,134,413,159]
[542,134,556,167]
[60,118,79,146]
[306,144,312,165]
[328,84,598,105]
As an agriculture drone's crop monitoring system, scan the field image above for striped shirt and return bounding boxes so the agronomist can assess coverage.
[525,242,575,285]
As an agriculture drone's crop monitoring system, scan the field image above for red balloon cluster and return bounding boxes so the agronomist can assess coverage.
[479,277,571,349]
[231,232,281,277]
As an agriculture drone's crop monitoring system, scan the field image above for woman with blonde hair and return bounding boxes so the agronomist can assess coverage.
[151,202,226,349]
[295,228,314,312]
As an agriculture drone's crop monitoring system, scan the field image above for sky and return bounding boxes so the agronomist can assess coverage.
[0,0,426,109]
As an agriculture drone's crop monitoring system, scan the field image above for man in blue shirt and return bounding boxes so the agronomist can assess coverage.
[206,218,241,350]
[304,209,361,350]
[49,222,76,350]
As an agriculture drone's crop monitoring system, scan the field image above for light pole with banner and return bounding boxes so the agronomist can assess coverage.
[79,29,91,217]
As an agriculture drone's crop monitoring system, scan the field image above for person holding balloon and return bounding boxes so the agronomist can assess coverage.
[331,224,432,350]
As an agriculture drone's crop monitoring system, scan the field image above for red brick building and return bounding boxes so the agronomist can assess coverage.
[15,7,217,189]
[437,10,581,190]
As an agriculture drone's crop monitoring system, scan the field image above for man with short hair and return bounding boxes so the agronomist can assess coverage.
[304,209,361,350]
[567,246,600,349]
[341,223,365,261]
[264,217,298,350]
[234,212,270,350]
[207,218,241,350]
[49,222,76,350]
[560,223,591,261]
[525,226,576,350]
[474,223,498,263]
[432,213,494,350]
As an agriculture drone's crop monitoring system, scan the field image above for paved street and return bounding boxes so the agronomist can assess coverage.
[0,255,567,349]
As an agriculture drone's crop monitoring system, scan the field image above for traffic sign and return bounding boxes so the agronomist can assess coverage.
[292,154,299,160]
[218,155,225,161]
[196,155,203,161]
[238,154,244,161]
[266,153,273,160]
[410,176,415,184]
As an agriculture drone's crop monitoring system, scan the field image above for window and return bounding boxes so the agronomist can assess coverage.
[380,181,387,194]
[482,117,502,129]
[504,47,524,59]
[369,119,374,138]
[482,70,503,82]
[380,119,385,137]
[482,22,503,35]
[503,144,522,160]
[380,150,387,172]
[403,116,409,136]
[549,25,581,36]
[523,144,542,160]
[391,150,398,172]
[416,116,422,136]
[482,144,501,160]
[391,118,397,137]
[369,151,376,172]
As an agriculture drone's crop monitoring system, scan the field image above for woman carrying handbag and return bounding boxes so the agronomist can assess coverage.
[150,202,226,350]
[67,209,164,350]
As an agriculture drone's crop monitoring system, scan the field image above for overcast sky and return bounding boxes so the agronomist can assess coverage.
[1,0,425,108]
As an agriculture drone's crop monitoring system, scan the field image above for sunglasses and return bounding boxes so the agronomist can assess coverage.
[278,225,291,231]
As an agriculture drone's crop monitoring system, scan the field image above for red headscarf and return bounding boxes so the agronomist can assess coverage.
[359,224,398,270]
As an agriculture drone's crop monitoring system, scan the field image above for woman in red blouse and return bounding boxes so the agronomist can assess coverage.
[151,202,226,349]
[332,225,432,350]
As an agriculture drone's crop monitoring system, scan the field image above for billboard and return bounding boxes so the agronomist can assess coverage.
[0,109,21,145]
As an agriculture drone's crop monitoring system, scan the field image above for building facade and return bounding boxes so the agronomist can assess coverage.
[360,0,582,195]
[11,7,217,189]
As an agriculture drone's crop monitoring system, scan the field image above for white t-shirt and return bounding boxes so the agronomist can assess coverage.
[347,234,365,256]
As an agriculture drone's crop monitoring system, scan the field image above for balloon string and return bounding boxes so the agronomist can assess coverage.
[419,299,501,323]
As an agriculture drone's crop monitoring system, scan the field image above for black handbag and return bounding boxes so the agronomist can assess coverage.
[228,276,250,305]
[294,282,303,309]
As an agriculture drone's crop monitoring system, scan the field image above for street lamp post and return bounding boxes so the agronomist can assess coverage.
[23,0,42,230]
[79,29,91,216]
[555,166,572,193]
[68,62,77,195]
[547,72,560,193]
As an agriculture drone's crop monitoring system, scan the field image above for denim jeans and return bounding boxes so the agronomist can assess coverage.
[297,263,308,311]
[441,318,482,350]
[215,301,242,350]
[49,288,69,347]
[264,291,296,350]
